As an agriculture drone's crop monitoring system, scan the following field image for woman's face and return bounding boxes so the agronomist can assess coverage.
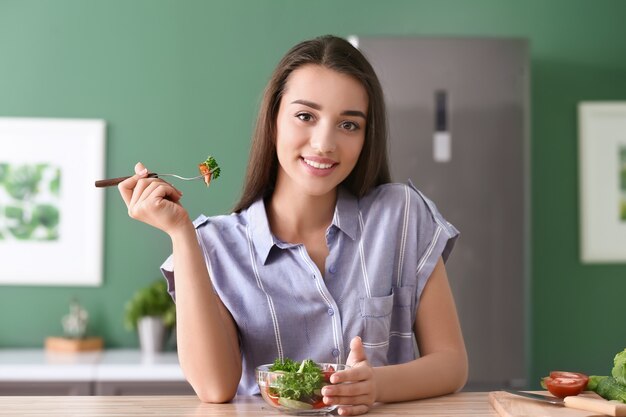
[274,64,368,199]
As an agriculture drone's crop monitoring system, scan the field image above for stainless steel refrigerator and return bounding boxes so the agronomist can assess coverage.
[353,36,529,390]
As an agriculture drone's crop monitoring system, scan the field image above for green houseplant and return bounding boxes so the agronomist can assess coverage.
[124,280,176,353]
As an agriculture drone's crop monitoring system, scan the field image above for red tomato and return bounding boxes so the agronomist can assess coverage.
[265,386,280,406]
[549,371,589,385]
[322,365,336,383]
[311,399,326,409]
[544,376,587,398]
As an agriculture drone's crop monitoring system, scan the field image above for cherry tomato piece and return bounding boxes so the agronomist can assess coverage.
[549,371,589,385]
[312,399,326,409]
[544,376,587,398]
[322,365,335,383]
[265,387,280,406]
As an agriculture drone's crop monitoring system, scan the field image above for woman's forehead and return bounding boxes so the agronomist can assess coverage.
[282,64,368,113]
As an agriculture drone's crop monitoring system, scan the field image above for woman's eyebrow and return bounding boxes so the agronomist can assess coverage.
[291,99,367,119]
[292,99,321,110]
[341,109,367,119]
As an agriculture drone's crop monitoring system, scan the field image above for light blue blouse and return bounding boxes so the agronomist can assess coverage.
[161,181,459,395]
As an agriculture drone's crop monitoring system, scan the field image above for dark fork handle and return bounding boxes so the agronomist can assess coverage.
[95,173,158,188]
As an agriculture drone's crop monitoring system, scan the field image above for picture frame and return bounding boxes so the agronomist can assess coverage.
[578,102,626,263]
[0,118,106,285]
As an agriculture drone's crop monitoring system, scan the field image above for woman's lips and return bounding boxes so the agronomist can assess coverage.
[300,157,337,177]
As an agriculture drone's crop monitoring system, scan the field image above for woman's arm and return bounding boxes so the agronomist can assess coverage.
[374,256,468,402]
[169,223,242,403]
[118,163,242,402]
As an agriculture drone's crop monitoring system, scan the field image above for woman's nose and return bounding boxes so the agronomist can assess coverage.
[310,125,337,153]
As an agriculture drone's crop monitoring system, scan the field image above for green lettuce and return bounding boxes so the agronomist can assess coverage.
[203,155,221,180]
[612,348,626,385]
[269,358,323,401]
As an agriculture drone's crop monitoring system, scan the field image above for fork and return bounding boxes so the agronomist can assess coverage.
[94,169,217,188]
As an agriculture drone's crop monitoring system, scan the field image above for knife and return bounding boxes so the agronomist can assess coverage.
[503,389,626,416]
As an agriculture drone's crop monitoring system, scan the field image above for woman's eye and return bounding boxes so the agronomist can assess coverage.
[340,121,359,131]
[296,113,313,122]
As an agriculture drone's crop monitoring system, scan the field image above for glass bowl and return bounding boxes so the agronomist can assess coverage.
[256,362,349,415]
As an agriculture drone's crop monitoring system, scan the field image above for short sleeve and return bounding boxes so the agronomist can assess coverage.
[160,254,176,301]
[408,180,460,301]
[159,214,210,302]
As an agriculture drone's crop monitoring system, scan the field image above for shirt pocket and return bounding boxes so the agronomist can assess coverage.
[359,292,394,366]
[388,285,416,364]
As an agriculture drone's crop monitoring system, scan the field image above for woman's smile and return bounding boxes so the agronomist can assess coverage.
[300,156,338,176]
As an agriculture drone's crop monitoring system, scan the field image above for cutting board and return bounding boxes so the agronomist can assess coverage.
[489,391,607,417]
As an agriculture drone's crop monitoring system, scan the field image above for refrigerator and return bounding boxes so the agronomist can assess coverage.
[353,36,529,390]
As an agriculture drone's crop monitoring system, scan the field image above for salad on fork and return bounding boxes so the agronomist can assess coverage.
[94,155,221,188]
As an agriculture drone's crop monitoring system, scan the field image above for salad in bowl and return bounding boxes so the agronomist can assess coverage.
[256,358,349,415]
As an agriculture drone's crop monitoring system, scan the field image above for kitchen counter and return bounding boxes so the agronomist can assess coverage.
[0,349,185,381]
[0,392,499,416]
[0,349,193,395]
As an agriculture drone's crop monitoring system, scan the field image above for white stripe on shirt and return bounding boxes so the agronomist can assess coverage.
[396,185,410,287]
[416,225,442,276]
[246,225,284,360]
[390,331,413,338]
[363,340,390,349]
[416,189,450,234]
[358,211,372,299]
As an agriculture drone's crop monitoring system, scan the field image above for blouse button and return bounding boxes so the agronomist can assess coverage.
[331,348,340,358]
[327,308,334,316]
[328,265,336,274]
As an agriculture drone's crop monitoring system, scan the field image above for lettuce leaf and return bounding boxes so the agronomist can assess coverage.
[203,156,220,180]
[268,358,323,401]
[612,348,626,386]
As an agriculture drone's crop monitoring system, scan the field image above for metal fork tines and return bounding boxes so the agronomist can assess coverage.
[156,173,204,181]
[158,167,217,181]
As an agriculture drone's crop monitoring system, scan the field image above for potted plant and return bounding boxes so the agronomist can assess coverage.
[124,280,176,354]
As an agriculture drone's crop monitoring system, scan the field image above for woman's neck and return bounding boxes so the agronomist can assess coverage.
[267,185,337,244]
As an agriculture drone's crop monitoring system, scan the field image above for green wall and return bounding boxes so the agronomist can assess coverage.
[1,0,625,388]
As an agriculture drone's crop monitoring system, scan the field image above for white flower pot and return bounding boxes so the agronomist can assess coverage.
[137,316,166,355]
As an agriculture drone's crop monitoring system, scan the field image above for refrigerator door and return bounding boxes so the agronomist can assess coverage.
[355,36,529,390]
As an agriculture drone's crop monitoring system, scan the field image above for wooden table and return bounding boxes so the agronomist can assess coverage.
[0,392,499,416]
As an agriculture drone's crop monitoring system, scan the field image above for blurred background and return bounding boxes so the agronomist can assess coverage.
[0,0,625,391]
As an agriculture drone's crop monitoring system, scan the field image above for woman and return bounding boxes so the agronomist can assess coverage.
[118,35,467,416]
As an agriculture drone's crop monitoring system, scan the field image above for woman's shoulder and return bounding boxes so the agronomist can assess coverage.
[361,181,428,210]
[361,181,457,236]
[191,198,268,237]
[191,210,248,236]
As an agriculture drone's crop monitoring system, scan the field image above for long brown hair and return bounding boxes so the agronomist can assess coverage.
[233,35,391,213]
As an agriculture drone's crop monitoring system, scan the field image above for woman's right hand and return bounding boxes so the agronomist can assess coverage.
[118,162,191,235]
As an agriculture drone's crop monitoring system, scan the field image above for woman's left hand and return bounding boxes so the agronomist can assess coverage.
[322,336,377,415]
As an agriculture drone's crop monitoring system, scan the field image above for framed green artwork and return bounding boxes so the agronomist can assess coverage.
[0,118,105,285]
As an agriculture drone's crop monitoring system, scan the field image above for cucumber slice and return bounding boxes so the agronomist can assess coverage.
[278,397,314,410]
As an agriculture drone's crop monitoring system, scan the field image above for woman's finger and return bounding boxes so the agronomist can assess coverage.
[118,162,149,207]
[336,404,370,416]
[331,364,371,384]
[345,336,366,368]
[324,393,372,406]
[137,180,179,204]
[134,162,147,175]
[127,181,181,222]
[323,381,369,397]
[128,177,161,211]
